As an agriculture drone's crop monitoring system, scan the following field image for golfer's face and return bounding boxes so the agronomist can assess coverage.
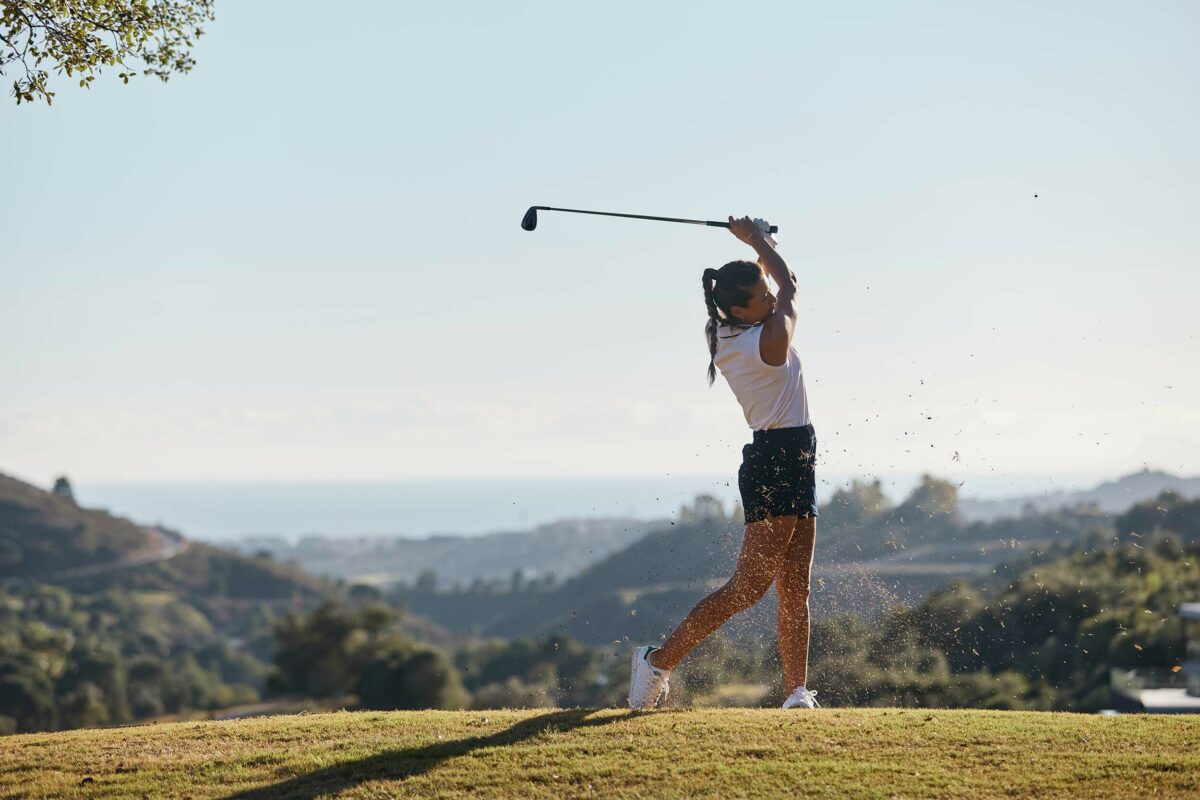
[737,276,776,323]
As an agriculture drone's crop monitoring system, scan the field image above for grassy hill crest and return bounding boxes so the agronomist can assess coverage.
[2,707,1197,798]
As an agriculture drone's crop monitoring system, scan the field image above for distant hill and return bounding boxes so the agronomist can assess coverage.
[1,472,157,578]
[958,469,1200,522]
[0,471,325,601]
[0,470,339,736]
[232,517,660,589]
[0,471,471,736]
[397,478,1114,645]
[58,541,329,601]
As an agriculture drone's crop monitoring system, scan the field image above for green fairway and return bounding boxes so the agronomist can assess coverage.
[1,707,1197,799]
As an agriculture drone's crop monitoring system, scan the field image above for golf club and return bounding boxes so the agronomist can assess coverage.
[521,206,778,234]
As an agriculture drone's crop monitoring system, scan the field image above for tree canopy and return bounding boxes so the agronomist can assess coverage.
[1,0,214,105]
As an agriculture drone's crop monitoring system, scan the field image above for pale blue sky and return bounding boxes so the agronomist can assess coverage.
[3,1,1198,492]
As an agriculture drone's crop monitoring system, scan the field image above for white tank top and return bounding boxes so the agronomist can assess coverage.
[714,321,811,431]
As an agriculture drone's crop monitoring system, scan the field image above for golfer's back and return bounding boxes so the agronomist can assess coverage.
[715,321,810,431]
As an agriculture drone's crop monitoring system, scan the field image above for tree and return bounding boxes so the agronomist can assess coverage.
[348,583,384,605]
[268,601,398,699]
[1,0,215,105]
[1117,491,1200,547]
[57,680,109,729]
[357,646,468,711]
[0,673,56,731]
[824,479,892,527]
[126,656,166,717]
[51,476,75,504]
[894,475,959,521]
[58,639,130,724]
[414,569,438,593]
[454,634,608,709]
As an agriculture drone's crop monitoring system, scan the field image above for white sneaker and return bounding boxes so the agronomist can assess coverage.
[782,686,820,709]
[628,645,671,709]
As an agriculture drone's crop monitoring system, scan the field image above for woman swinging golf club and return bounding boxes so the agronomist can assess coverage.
[628,215,820,711]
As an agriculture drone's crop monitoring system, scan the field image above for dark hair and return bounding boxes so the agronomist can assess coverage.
[702,260,763,386]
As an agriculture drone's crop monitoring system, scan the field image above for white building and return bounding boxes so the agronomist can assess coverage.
[1109,602,1200,713]
[1182,602,1200,699]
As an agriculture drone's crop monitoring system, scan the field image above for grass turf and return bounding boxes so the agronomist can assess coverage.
[2,707,1198,798]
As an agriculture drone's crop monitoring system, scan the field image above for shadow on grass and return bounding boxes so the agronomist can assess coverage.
[222,708,645,799]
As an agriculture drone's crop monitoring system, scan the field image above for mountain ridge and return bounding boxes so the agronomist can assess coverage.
[958,468,1200,521]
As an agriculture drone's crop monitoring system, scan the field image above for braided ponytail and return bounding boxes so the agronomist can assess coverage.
[702,268,722,386]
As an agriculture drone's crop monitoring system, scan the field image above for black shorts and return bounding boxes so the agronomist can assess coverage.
[738,424,818,524]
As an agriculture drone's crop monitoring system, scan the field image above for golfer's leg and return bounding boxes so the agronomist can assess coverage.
[650,514,798,671]
[776,515,817,692]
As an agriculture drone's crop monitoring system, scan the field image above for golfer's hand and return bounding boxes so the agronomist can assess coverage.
[728,215,765,247]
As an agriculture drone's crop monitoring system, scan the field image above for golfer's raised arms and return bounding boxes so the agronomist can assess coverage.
[727,215,798,368]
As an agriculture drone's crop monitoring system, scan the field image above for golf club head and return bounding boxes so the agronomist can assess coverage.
[521,207,538,231]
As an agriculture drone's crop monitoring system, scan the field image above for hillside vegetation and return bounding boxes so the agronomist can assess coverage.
[6,469,1200,737]
[0,473,336,735]
[396,476,1113,644]
[393,489,1200,714]
[1,707,1197,799]
[0,473,155,577]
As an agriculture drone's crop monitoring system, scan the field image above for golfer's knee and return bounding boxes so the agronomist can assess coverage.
[777,574,810,604]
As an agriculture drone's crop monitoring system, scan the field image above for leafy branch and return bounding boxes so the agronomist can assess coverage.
[0,0,215,106]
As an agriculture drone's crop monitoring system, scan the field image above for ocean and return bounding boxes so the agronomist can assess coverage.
[72,472,1101,544]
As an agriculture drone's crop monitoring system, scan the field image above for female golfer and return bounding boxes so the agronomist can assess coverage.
[628,215,820,710]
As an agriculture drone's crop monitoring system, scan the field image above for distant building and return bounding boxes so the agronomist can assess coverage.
[1184,603,1200,698]
[1109,603,1200,713]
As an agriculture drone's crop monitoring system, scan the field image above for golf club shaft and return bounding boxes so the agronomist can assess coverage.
[534,206,778,233]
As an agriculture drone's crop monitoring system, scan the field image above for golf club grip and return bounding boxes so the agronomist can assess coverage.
[706,221,780,234]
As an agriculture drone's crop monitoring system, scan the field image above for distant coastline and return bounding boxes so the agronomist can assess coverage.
[68,470,1162,543]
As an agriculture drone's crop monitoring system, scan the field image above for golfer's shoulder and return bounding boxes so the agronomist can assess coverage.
[716,323,768,367]
[716,321,760,345]
[759,313,794,367]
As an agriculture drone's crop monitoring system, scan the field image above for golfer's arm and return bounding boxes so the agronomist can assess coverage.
[755,239,798,353]
[753,240,797,301]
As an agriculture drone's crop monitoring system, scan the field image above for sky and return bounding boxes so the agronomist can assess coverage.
[2,0,1198,494]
